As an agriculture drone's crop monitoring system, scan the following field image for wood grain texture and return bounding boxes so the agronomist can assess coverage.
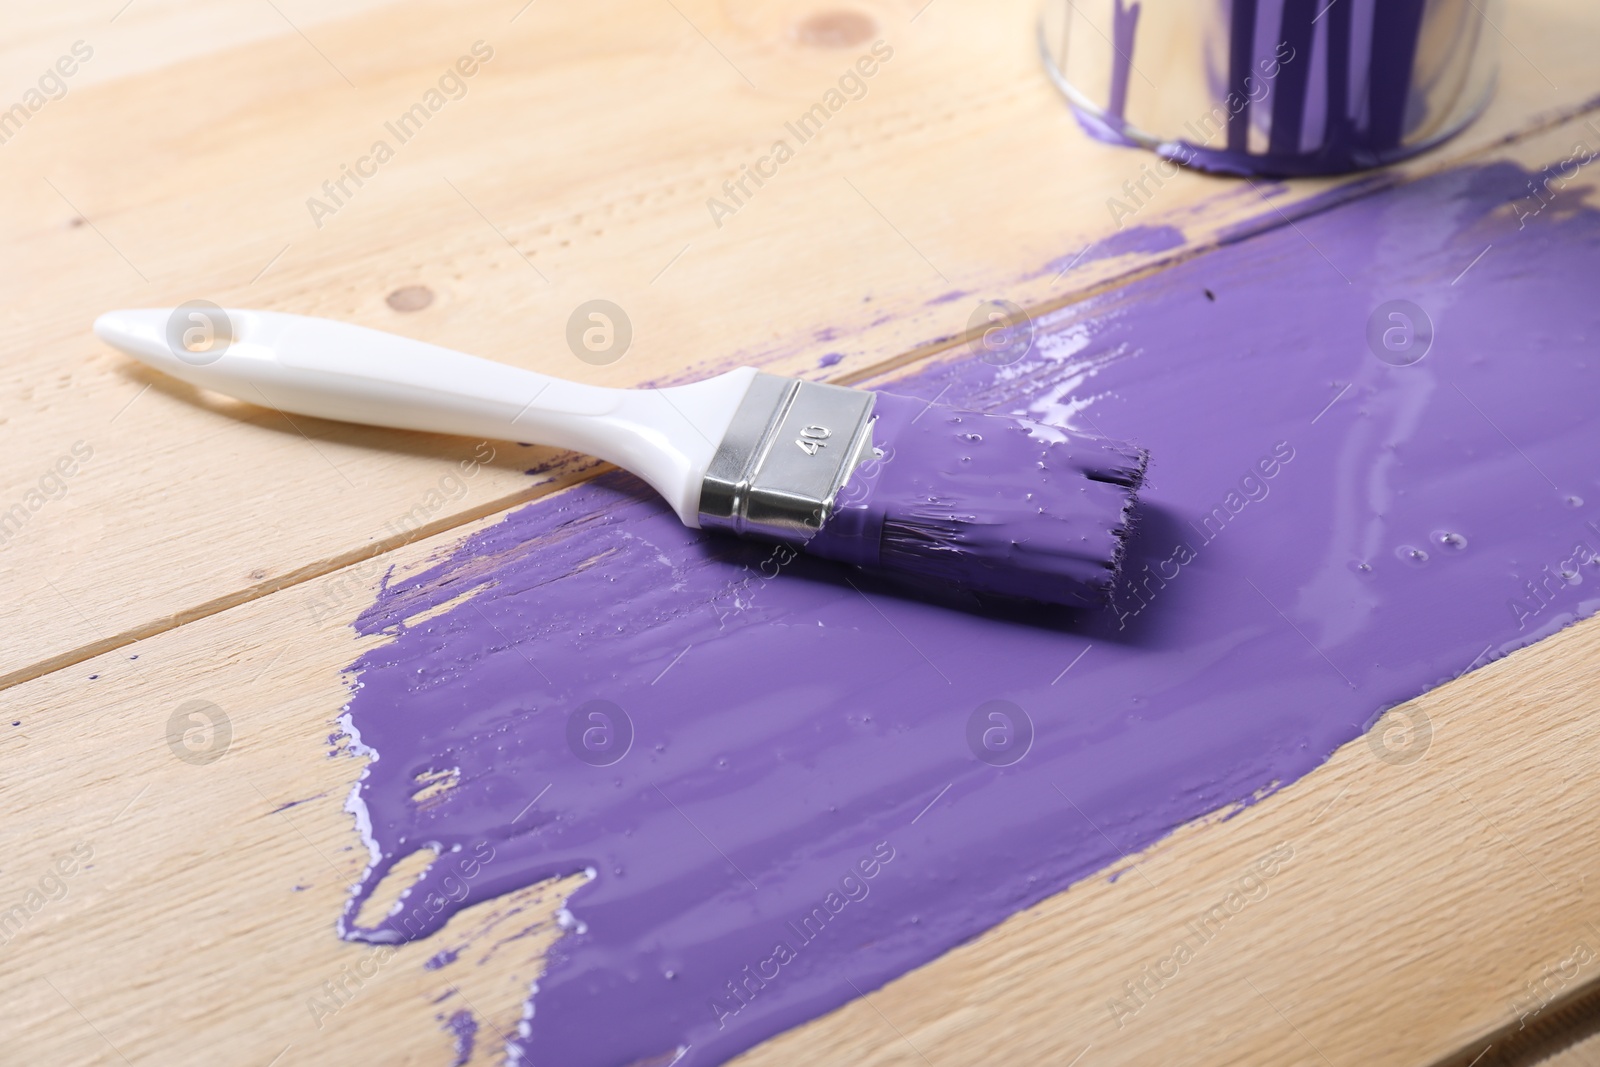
[737,607,1600,1067]
[0,0,398,93]
[0,567,588,1065]
[1,0,1596,684]
[6,265,1600,1064]
[1546,1032,1600,1067]
[2,2,1599,1065]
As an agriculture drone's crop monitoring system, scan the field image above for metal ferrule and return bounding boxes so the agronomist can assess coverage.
[698,373,877,544]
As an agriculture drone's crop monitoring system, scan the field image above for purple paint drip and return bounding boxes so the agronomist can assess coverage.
[1075,0,1493,175]
[1225,0,1260,153]
[1323,0,1354,157]
[1366,0,1427,152]
[1266,0,1316,156]
[1108,0,1141,125]
[337,161,1600,1065]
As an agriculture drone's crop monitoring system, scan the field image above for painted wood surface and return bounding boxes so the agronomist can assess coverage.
[2,0,1596,685]
[2,1,1598,1064]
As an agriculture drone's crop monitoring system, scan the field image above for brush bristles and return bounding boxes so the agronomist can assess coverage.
[805,392,1148,607]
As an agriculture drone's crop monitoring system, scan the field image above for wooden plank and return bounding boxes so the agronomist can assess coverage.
[0,0,399,93]
[0,580,587,1065]
[5,2,1600,1064]
[739,610,1600,1067]
[1533,1028,1600,1067]
[2,0,1596,685]
[3,109,1599,1067]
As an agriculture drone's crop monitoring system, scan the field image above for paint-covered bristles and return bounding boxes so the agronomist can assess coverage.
[805,392,1148,606]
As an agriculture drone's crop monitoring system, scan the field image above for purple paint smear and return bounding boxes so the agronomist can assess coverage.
[442,1009,477,1067]
[1042,224,1187,278]
[338,160,1600,1065]
[424,946,460,971]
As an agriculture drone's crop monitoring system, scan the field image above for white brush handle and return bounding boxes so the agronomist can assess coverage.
[94,308,758,526]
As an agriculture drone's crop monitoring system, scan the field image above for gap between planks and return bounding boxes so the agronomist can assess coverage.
[6,95,1599,698]
[1430,965,1600,1067]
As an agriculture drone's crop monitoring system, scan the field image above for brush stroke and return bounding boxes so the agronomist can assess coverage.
[337,160,1600,1066]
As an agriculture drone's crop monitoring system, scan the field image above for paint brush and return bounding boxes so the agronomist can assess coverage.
[94,308,1147,606]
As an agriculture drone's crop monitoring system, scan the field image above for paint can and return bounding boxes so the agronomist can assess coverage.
[1039,0,1501,176]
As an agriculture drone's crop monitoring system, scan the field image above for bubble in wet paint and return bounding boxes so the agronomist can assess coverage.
[1368,706,1432,766]
[1396,545,1429,566]
[1431,531,1468,551]
[1566,495,1584,509]
[966,700,1033,767]
[565,699,633,767]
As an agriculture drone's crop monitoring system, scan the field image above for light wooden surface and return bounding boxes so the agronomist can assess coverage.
[3,0,1597,687]
[2,2,1599,1065]
[1548,1033,1600,1067]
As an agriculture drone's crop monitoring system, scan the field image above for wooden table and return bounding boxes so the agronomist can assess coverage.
[3,1,1599,1064]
